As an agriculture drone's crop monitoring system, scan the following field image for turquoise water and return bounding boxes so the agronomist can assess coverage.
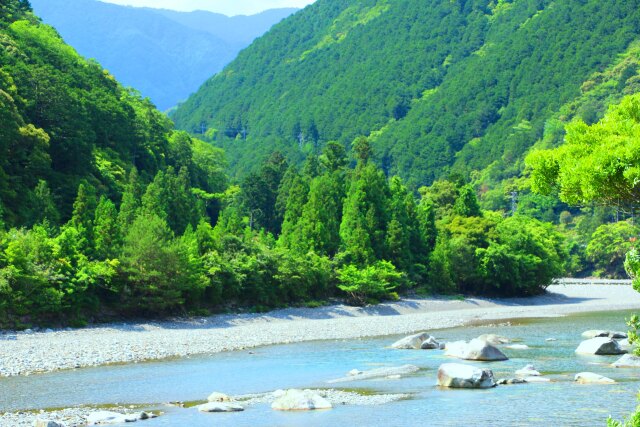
[2,310,640,426]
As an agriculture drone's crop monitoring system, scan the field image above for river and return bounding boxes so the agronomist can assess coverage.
[2,310,639,426]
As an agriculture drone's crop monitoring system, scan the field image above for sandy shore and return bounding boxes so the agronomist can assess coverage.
[1,284,639,377]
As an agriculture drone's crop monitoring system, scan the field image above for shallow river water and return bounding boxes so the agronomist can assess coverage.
[3,310,640,426]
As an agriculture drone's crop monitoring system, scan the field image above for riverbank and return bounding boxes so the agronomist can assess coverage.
[1,284,640,377]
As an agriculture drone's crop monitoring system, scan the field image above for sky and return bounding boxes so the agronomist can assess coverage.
[99,0,317,16]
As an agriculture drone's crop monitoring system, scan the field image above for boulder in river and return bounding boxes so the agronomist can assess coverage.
[515,364,541,376]
[421,336,441,350]
[198,402,244,412]
[328,365,420,383]
[574,372,616,384]
[207,392,231,402]
[445,338,508,361]
[391,332,431,349]
[575,337,627,355]
[581,330,627,339]
[612,354,640,368]
[437,363,496,389]
[33,420,63,427]
[271,389,332,411]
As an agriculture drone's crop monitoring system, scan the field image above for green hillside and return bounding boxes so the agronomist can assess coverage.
[0,1,220,226]
[172,0,640,188]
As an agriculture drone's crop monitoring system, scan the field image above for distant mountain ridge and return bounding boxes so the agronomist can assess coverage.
[30,0,298,110]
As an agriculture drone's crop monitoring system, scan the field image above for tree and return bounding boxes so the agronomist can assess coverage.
[70,183,97,252]
[337,261,402,306]
[586,221,639,278]
[528,94,640,208]
[454,185,482,217]
[118,213,204,314]
[30,180,59,225]
[93,196,119,260]
[298,172,345,256]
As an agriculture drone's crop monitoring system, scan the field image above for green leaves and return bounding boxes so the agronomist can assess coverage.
[337,261,401,306]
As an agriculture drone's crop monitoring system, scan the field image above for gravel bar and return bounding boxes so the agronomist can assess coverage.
[1,285,639,377]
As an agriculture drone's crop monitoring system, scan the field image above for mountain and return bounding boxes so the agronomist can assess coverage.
[172,0,640,192]
[29,0,297,110]
[0,0,226,226]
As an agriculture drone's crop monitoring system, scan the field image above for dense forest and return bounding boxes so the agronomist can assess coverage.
[172,0,640,191]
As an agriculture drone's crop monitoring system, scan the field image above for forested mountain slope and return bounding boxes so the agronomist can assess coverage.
[0,1,225,226]
[172,0,640,187]
[30,0,297,110]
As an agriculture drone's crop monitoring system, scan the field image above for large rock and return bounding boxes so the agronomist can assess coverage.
[515,364,541,376]
[582,330,627,339]
[421,336,441,350]
[328,365,419,383]
[477,334,510,345]
[612,354,640,368]
[197,402,244,412]
[207,392,231,402]
[391,332,431,349]
[575,372,616,384]
[271,389,332,411]
[445,338,508,361]
[437,363,496,389]
[33,420,64,427]
[575,337,627,355]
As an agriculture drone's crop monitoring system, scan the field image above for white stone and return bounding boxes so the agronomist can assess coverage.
[86,411,134,425]
[437,363,496,389]
[575,337,627,355]
[515,364,541,376]
[612,354,640,368]
[574,372,616,384]
[391,332,430,349]
[207,392,231,402]
[444,338,508,361]
[197,402,244,412]
[271,389,332,411]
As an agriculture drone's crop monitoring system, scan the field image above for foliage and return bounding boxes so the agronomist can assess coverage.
[586,221,639,278]
[337,261,402,306]
[528,94,640,208]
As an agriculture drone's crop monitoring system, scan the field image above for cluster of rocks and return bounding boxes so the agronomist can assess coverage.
[0,407,156,427]
[195,387,409,414]
[388,328,633,390]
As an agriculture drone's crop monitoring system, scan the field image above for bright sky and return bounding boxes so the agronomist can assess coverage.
[99,0,316,16]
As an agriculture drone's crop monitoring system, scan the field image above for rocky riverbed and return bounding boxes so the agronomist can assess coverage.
[1,285,640,377]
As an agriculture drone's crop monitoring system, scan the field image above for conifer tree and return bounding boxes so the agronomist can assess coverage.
[298,172,345,256]
[94,196,119,260]
[278,171,310,251]
[70,183,97,252]
[31,180,59,225]
[454,185,482,217]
